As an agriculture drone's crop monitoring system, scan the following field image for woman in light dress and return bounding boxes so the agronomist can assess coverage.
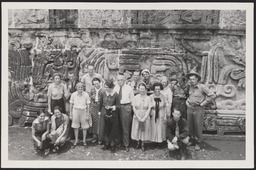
[131,83,152,152]
[149,82,167,145]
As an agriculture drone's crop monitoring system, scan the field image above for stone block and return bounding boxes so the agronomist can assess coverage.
[219,10,246,30]
[9,115,13,126]
[78,10,132,28]
[13,9,49,28]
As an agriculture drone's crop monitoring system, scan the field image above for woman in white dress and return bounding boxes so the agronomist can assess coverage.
[131,83,152,152]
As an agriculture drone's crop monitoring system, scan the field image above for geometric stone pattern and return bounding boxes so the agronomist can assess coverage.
[8,9,246,136]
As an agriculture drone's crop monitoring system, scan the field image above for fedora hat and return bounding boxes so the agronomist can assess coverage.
[186,70,201,81]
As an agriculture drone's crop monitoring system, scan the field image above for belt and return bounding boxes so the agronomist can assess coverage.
[173,96,187,100]
[121,103,131,105]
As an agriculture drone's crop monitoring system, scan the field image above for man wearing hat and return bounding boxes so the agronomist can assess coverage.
[186,70,216,151]
[169,73,189,120]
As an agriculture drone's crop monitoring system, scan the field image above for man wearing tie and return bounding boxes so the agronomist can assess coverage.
[166,107,190,160]
[114,74,134,152]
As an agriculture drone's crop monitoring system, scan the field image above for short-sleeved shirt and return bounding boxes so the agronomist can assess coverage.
[187,83,214,106]
[114,84,134,104]
[70,91,90,110]
[32,117,51,133]
[81,73,104,93]
[47,83,65,100]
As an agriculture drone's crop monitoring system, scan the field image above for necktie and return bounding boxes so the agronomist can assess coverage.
[119,85,123,102]
[175,121,179,137]
[154,98,161,122]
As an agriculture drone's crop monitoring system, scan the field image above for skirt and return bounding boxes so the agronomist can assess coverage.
[51,98,66,114]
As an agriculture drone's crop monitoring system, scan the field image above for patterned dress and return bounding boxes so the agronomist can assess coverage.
[131,94,152,141]
[149,93,167,143]
[89,87,104,135]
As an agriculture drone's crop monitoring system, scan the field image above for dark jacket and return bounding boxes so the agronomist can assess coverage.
[166,118,189,142]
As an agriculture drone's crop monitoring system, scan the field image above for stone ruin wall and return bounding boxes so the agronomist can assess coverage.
[8,9,246,136]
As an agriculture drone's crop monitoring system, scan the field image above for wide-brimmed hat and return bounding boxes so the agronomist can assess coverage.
[186,70,201,81]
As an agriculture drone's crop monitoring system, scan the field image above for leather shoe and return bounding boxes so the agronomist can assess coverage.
[110,146,116,153]
[102,145,110,150]
[125,147,129,152]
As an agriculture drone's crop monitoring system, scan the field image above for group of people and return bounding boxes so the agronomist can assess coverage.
[32,65,216,159]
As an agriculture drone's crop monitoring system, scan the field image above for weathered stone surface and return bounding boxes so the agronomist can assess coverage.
[219,10,246,30]
[7,10,246,136]
[78,10,132,28]
[12,9,49,28]
[9,115,13,126]
[131,10,220,29]
[49,10,78,28]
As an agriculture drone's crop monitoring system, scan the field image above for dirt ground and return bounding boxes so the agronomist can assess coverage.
[8,126,245,160]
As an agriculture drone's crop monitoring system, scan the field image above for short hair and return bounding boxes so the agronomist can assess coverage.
[105,79,115,89]
[76,82,84,87]
[92,77,101,84]
[88,65,94,69]
[37,109,46,116]
[53,106,62,113]
[53,72,62,79]
[133,70,141,75]
[172,107,181,113]
[138,82,147,90]
[152,82,164,90]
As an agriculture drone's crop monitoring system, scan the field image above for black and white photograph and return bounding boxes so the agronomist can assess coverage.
[1,2,254,168]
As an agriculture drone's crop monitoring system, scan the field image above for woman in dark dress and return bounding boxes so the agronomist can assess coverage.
[98,79,120,152]
[89,77,104,144]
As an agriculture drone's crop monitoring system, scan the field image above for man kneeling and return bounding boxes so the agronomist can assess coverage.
[166,107,190,160]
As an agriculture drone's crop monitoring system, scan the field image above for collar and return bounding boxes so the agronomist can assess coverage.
[191,83,200,88]
[106,90,115,96]
[95,87,102,91]
[76,91,85,96]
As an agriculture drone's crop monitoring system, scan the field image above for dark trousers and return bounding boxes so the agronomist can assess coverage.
[119,104,133,147]
[187,106,204,142]
[33,132,51,151]
[172,97,187,120]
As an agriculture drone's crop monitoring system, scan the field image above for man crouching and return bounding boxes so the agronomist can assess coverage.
[166,107,190,160]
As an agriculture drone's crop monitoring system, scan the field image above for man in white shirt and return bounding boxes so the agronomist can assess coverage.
[80,65,104,93]
[114,74,134,152]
